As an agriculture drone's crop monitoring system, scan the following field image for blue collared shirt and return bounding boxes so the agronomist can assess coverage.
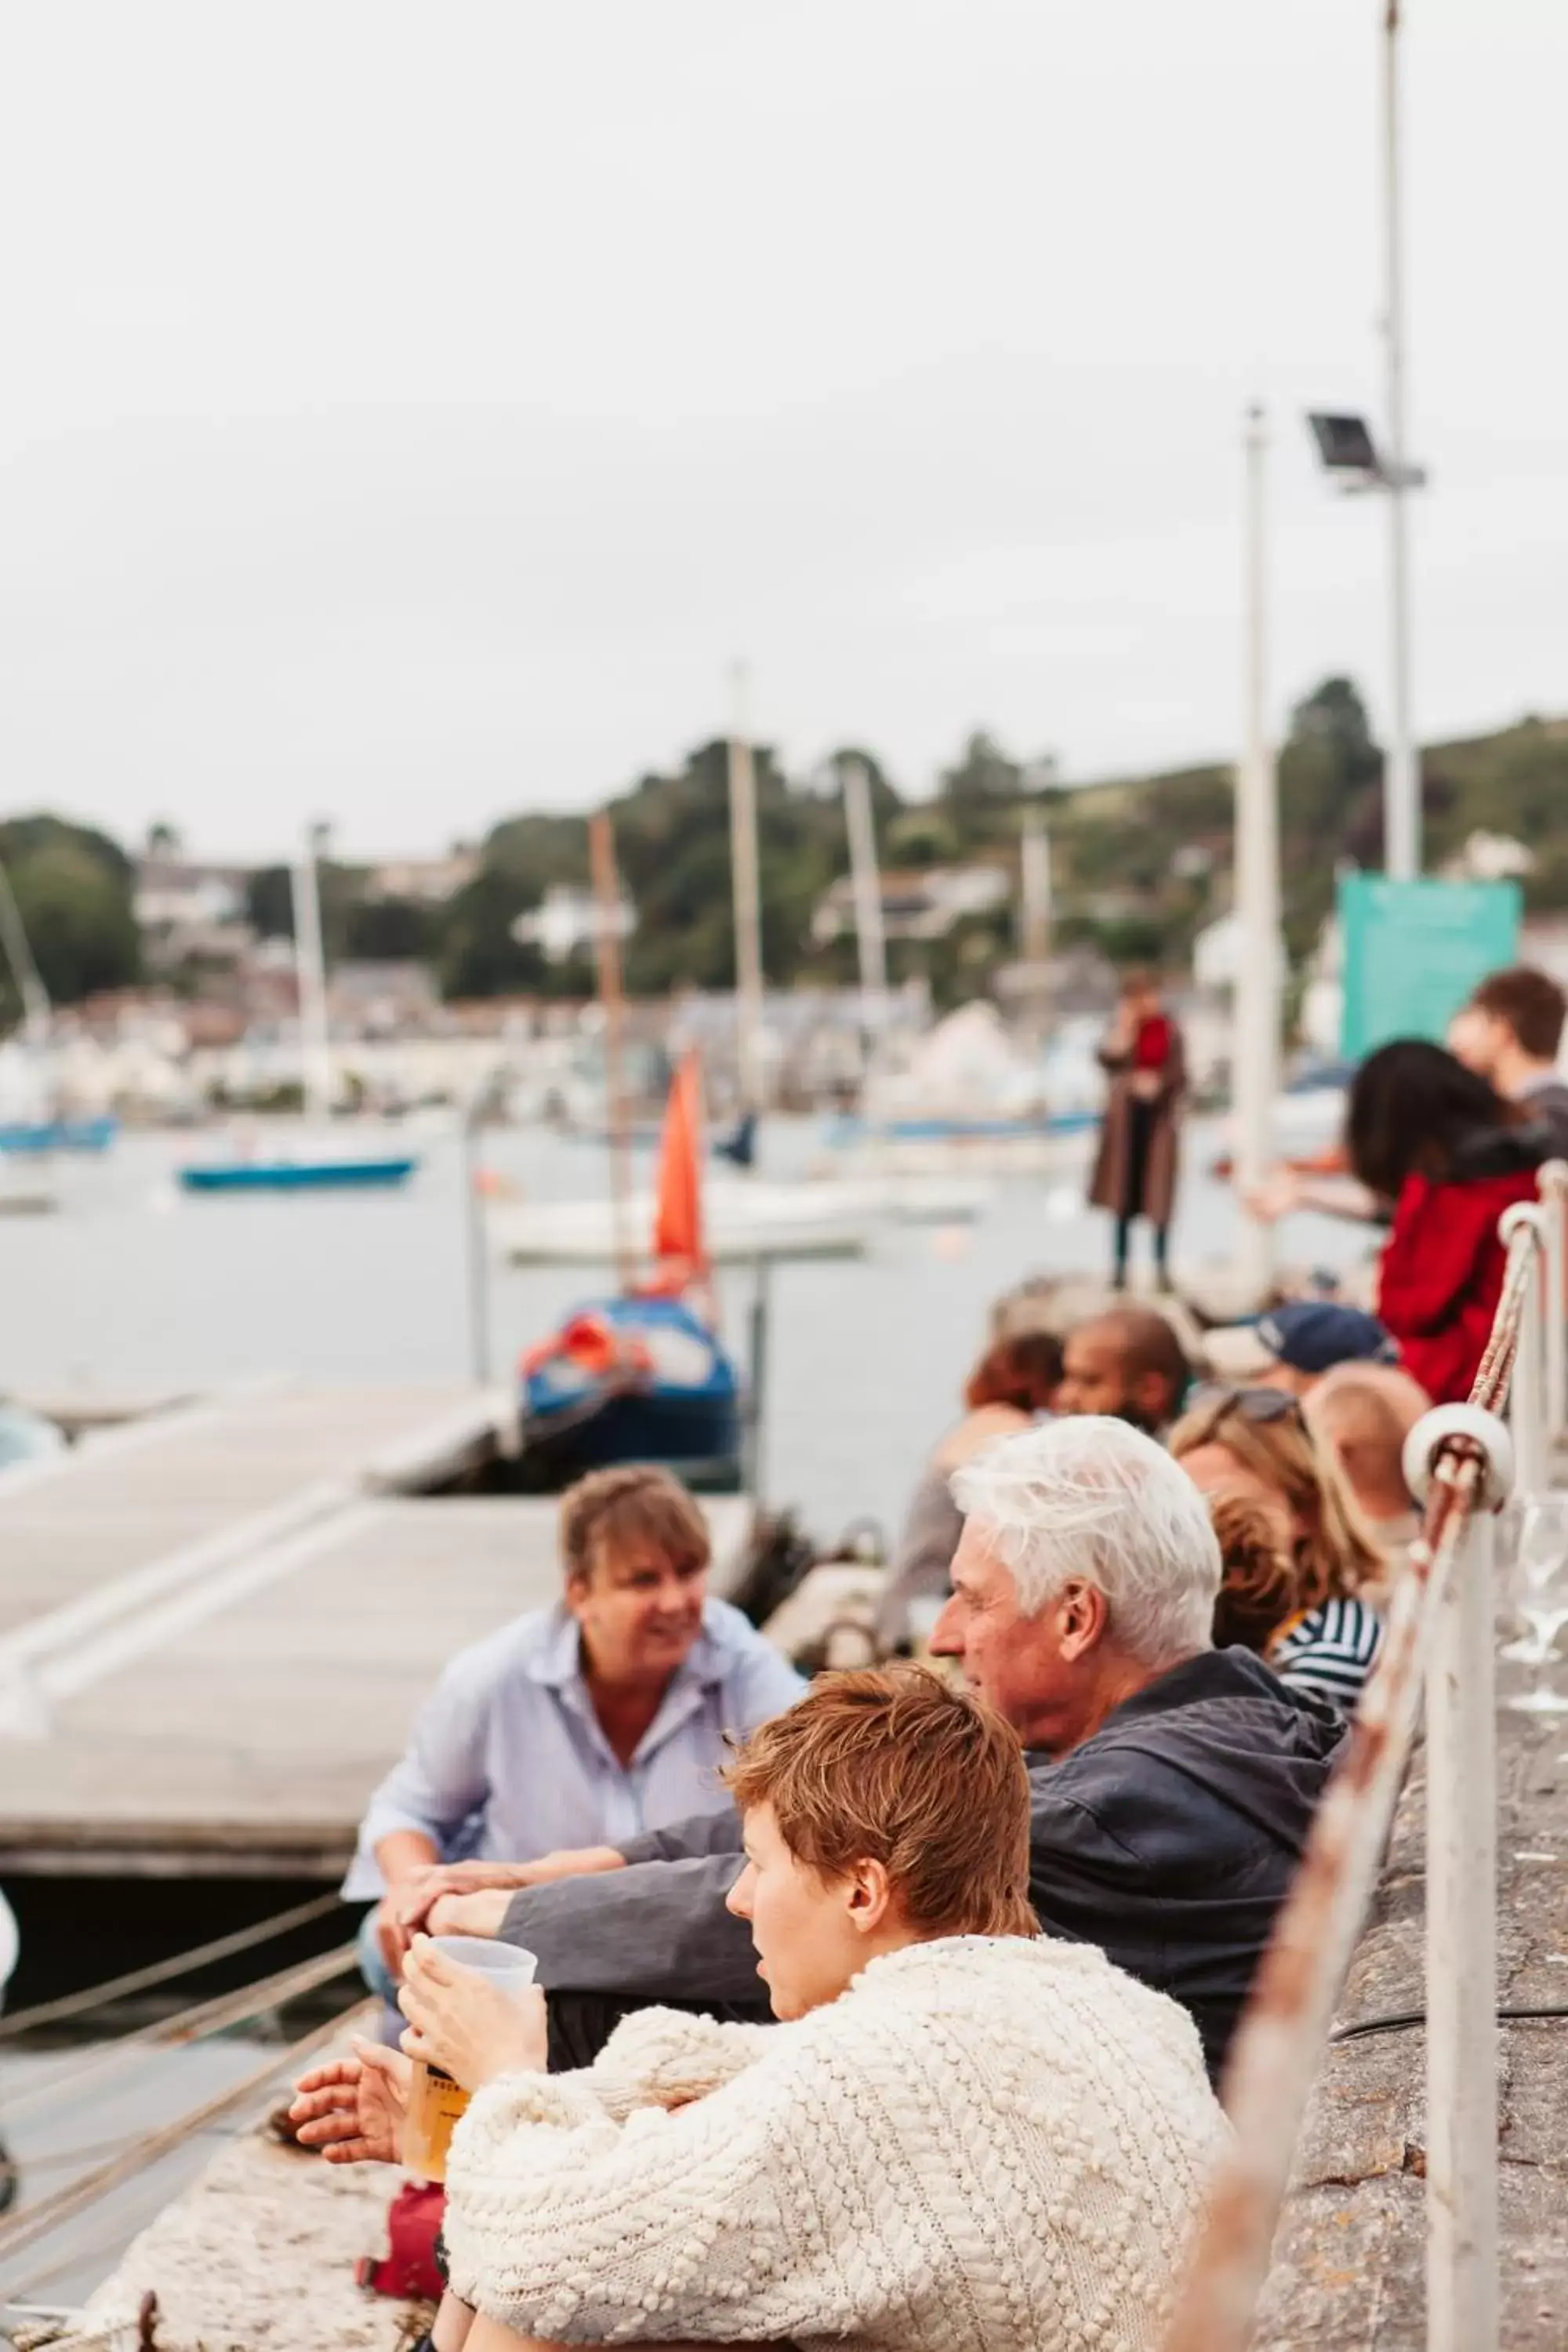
[343,1597,804,1900]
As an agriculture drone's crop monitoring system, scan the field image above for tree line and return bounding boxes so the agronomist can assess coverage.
[3,679,1566,1021]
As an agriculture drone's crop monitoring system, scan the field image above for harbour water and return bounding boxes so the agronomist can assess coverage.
[0,1112,1366,1545]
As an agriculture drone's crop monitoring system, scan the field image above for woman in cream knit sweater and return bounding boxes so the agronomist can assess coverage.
[296,1668,1227,2352]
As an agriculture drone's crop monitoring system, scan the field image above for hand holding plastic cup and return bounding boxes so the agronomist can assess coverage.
[400,1936,538,2182]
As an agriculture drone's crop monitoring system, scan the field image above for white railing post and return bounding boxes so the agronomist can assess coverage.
[1424,1498,1500,2352]
[1541,1161,1567,1446]
[1501,1204,1547,1497]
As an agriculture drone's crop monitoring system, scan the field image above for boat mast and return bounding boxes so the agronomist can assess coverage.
[588,810,636,1295]
[841,755,887,1026]
[291,823,334,1123]
[0,855,51,1053]
[725,663,765,1115]
[1019,808,1053,1054]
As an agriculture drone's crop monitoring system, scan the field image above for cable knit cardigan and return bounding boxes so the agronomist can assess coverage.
[442,1933,1229,2350]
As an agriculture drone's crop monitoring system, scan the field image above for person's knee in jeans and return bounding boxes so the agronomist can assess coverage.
[356,1907,406,2044]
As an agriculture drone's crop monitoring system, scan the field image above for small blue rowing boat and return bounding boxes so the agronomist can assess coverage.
[827,1108,1098,1145]
[178,1155,418,1193]
[0,1115,118,1154]
[518,1294,742,1492]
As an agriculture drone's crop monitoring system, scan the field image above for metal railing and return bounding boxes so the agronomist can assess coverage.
[1165,1156,1568,2352]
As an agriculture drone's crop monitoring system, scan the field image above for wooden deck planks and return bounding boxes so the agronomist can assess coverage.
[0,1481,752,1875]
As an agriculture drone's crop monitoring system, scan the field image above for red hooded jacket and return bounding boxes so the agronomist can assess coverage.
[1377,1148,1544,1404]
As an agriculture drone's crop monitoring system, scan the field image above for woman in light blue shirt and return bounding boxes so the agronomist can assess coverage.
[347,1466,803,1994]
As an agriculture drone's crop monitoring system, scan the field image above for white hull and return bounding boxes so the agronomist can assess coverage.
[494,1180,875,1267]
[821,1132,1089,1181]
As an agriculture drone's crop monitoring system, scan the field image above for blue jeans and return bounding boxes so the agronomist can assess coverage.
[356,1907,407,2045]
[357,1904,397,1998]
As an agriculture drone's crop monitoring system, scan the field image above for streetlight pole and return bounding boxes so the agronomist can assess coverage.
[1381,0,1418,879]
[1236,405,1281,1300]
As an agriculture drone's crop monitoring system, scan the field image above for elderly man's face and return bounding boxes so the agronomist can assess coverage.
[928,1517,1092,1755]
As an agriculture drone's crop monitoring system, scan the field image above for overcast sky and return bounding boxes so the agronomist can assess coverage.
[0,1,1562,859]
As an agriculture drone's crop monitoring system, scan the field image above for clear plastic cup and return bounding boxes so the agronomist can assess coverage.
[400,1937,538,2183]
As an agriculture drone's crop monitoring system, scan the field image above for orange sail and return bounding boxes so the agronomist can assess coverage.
[649,1051,707,1292]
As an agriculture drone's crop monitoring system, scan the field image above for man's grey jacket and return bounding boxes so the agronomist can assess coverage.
[498,1646,1346,2082]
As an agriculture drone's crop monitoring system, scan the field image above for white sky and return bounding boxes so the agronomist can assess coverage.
[0,0,1563,858]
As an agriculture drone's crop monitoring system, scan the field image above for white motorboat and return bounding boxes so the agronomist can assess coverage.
[494,1177,877,1267]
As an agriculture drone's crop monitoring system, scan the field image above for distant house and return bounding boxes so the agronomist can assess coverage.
[134,858,253,971]
[811,864,1010,948]
[1192,909,1286,995]
[1439,830,1534,885]
[328,960,440,1037]
[512,884,635,964]
[364,851,480,905]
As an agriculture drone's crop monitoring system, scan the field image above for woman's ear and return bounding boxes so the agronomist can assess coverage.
[845,1857,894,1937]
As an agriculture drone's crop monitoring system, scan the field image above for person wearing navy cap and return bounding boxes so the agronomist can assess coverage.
[1253,1303,1399,1396]
[1206,1301,1399,1399]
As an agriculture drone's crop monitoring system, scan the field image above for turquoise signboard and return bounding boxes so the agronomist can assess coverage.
[1338,874,1522,1060]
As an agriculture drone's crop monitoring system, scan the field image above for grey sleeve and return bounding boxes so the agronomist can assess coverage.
[617,1805,745,1868]
[499,1853,760,2005]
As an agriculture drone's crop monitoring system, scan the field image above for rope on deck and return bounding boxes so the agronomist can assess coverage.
[0,1942,360,2126]
[1162,1204,1547,2352]
[0,1893,344,2043]
[0,1997,363,2278]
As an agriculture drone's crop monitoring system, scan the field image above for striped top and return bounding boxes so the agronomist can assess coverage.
[1270,1595,1384,1714]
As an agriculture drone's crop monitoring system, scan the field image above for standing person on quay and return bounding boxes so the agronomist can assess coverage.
[1347,1040,1552,1404]
[1089,969,1185,1292]
[343,1465,803,2001]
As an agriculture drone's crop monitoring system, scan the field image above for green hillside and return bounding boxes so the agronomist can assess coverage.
[3,677,1565,1022]
[432,677,1568,1004]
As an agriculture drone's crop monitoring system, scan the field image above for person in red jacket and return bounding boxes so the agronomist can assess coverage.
[1345,1040,1552,1404]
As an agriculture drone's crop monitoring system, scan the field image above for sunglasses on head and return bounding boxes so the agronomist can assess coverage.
[1186,1382,1305,1429]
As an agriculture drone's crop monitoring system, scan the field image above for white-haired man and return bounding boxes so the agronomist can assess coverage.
[413,1420,1345,2084]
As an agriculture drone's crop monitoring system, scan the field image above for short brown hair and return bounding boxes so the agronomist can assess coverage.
[723,1666,1035,1939]
[1468,966,1566,1062]
[964,1330,1063,1414]
[557,1465,710,1585]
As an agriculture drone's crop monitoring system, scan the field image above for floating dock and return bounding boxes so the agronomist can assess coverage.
[0,1381,750,1878]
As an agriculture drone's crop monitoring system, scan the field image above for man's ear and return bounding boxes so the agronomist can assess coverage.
[845,1857,895,1938]
[1056,1580,1110,1662]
